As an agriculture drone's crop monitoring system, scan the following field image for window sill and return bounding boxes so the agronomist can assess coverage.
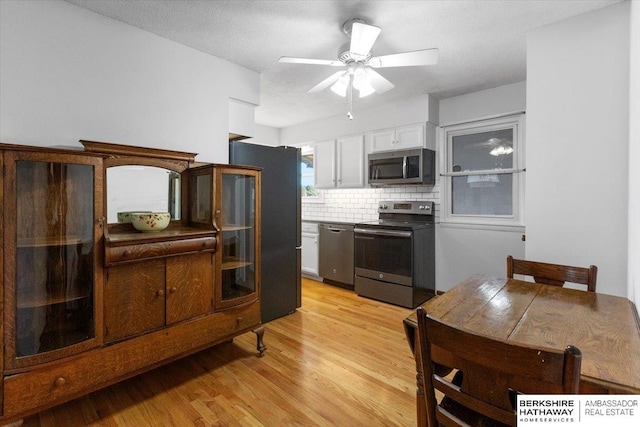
[438,221,525,233]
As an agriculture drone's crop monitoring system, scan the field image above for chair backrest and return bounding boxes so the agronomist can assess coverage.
[416,307,582,427]
[506,255,597,292]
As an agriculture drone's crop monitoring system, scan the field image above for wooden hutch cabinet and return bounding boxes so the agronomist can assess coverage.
[0,141,265,424]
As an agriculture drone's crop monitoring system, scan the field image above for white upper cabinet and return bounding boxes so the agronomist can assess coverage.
[314,135,365,189]
[370,128,397,152]
[314,139,336,188]
[336,135,365,188]
[370,123,437,152]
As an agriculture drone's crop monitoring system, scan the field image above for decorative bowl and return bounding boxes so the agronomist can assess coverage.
[117,211,151,223]
[131,212,171,232]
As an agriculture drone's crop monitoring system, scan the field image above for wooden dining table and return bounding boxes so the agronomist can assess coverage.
[403,275,640,427]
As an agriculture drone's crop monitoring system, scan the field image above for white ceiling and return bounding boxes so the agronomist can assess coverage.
[65,0,622,129]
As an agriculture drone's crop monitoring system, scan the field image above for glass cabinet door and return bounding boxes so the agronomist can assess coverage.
[4,152,101,368]
[188,166,213,225]
[215,167,260,309]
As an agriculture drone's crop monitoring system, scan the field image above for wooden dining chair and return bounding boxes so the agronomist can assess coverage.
[416,307,582,427]
[506,255,597,292]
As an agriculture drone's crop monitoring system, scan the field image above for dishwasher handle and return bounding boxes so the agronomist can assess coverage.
[319,224,354,233]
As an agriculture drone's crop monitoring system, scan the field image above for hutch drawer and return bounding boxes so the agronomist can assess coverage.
[105,236,216,265]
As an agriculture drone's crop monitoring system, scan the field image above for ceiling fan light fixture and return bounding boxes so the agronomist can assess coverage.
[330,73,350,97]
[357,80,375,97]
[352,66,366,87]
[351,65,374,97]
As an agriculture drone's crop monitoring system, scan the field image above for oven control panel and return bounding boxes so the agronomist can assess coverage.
[378,200,433,215]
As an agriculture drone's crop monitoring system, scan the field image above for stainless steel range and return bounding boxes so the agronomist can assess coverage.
[354,201,435,308]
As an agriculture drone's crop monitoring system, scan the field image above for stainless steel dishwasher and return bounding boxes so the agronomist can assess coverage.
[318,223,354,286]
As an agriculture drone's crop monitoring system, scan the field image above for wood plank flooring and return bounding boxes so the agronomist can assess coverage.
[21,278,418,426]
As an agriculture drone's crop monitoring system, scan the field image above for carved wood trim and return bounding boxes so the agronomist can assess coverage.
[80,140,197,163]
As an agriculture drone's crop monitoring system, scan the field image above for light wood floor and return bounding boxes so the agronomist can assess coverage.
[22,278,418,426]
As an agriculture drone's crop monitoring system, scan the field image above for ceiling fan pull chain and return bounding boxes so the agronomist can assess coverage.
[347,75,354,120]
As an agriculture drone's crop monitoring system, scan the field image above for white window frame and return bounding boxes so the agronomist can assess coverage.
[297,143,324,203]
[439,113,525,229]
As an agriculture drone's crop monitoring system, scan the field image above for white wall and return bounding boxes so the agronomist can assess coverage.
[229,98,257,140]
[246,124,281,147]
[435,81,527,291]
[628,0,640,306]
[526,2,630,297]
[0,0,260,164]
[439,81,527,126]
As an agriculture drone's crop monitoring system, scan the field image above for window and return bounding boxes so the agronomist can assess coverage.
[299,145,322,202]
[440,113,525,228]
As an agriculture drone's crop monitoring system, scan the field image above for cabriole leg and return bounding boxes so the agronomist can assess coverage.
[253,326,266,357]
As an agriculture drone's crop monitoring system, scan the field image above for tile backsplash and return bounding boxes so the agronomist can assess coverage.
[302,185,440,223]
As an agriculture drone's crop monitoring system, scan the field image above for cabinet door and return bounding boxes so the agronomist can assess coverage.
[301,232,319,276]
[215,167,261,310]
[370,124,426,152]
[336,135,364,188]
[314,140,336,188]
[395,124,425,150]
[104,259,165,342]
[3,151,103,369]
[370,129,396,152]
[188,166,214,225]
[166,252,213,324]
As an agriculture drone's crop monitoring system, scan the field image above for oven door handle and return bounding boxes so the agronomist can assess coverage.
[355,228,412,238]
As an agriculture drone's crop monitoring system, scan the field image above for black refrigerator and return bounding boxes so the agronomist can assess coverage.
[229,141,301,323]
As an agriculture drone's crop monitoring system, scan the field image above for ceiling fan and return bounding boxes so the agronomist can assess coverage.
[279,18,438,119]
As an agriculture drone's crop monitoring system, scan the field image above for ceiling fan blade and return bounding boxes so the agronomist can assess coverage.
[308,71,347,93]
[279,56,344,66]
[365,68,395,94]
[350,22,381,58]
[369,48,439,68]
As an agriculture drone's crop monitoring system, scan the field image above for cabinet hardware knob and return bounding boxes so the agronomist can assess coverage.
[156,289,165,297]
[236,317,242,326]
[54,377,66,387]
[170,287,177,293]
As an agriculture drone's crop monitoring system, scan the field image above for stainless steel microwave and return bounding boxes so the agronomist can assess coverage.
[368,148,435,186]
